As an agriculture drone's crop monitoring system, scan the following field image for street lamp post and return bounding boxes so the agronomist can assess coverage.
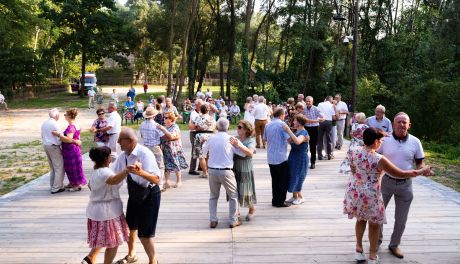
[333,0,359,113]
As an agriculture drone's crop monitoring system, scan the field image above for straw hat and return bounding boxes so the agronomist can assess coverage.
[143,106,158,119]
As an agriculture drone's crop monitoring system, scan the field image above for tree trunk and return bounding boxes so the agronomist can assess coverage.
[174,0,198,105]
[274,0,297,74]
[250,0,275,67]
[80,49,86,98]
[226,0,236,99]
[166,0,177,97]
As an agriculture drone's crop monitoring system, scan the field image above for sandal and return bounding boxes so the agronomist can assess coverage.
[115,254,138,264]
[81,256,93,264]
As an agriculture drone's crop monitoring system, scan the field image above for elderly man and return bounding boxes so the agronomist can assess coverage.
[367,104,393,134]
[87,88,96,109]
[228,101,241,123]
[188,99,204,175]
[334,94,349,150]
[0,91,8,110]
[378,113,432,259]
[297,94,307,109]
[41,108,67,194]
[317,96,336,160]
[113,128,161,264]
[140,106,165,188]
[304,96,323,169]
[253,96,270,148]
[98,102,122,161]
[203,118,244,228]
[164,97,182,119]
[263,107,291,207]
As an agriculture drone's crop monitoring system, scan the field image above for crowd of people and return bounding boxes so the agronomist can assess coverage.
[39,88,434,264]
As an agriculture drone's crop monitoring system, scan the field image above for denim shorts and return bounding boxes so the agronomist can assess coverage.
[126,185,161,238]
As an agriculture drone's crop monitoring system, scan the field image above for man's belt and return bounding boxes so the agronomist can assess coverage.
[208,167,232,170]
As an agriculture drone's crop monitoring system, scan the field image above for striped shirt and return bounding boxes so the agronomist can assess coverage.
[263,118,290,165]
[140,119,164,146]
[304,105,321,127]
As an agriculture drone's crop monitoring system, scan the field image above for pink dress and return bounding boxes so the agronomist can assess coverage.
[343,147,386,224]
[62,124,86,186]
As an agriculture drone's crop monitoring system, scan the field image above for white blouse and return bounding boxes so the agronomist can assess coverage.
[86,167,124,221]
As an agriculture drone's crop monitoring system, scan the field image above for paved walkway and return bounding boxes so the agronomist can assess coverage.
[1,133,459,263]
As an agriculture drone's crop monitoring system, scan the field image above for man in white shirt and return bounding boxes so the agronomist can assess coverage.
[317,96,336,160]
[164,97,182,119]
[205,88,213,99]
[87,88,96,109]
[229,101,241,123]
[253,96,270,148]
[0,91,8,110]
[99,102,122,161]
[196,89,204,99]
[112,128,161,264]
[188,99,203,175]
[203,118,244,228]
[41,108,66,194]
[334,94,349,150]
[110,89,119,106]
[378,112,432,259]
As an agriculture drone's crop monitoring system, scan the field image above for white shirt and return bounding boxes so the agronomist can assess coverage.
[111,144,161,188]
[317,101,335,121]
[107,111,121,134]
[378,134,424,178]
[189,110,200,130]
[136,102,144,112]
[229,105,240,114]
[336,101,348,120]
[110,93,119,102]
[196,91,204,98]
[0,94,4,103]
[253,103,270,120]
[41,118,61,146]
[205,91,213,98]
[86,167,124,221]
[203,132,244,168]
[88,89,96,97]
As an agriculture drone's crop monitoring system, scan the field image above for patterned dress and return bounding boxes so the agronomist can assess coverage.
[339,123,369,174]
[92,119,109,145]
[192,114,215,159]
[233,137,257,208]
[343,147,386,224]
[62,124,86,186]
[287,130,309,192]
[161,123,188,172]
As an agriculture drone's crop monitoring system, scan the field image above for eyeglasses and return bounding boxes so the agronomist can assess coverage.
[97,112,105,115]
[164,116,171,120]
[237,125,243,129]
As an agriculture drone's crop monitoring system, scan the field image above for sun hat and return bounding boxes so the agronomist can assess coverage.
[143,106,158,119]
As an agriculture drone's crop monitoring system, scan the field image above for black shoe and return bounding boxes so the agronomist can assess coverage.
[189,171,200,175]
[310,163,315,169]
[51,188,65,194]
[273,202,291,208]
[318,156,323,160]
[328,154,334,160]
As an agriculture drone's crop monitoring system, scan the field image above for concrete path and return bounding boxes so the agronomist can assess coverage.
[0,133,459,263]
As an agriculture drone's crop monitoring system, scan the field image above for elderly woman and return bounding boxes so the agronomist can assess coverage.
[193,104,215,178]
[134,98,145,122]
[158,111,188,188]
[343,128,431,264]
[243,97,255,126]
[340,112,369,175]
[232,120,257,221]
[154,103,164,126]
[283,114,310,205]
[52,108,86,191]
[90,108,109,147]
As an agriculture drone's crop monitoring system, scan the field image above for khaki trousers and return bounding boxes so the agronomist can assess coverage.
[254,119,267,148]
[43,145,65,192]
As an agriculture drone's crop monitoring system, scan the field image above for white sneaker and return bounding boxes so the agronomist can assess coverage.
[354,251,366,262]
[286,197,296,203]
[292,198,303,205]
[368,255,379,264]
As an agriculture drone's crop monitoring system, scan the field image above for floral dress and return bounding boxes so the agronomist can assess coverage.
[343,147,386,224]
[339,123,369,174]
[192,114,215,159]
[62,124,86,187]
[92,119,109,145]
[161,123,188,172]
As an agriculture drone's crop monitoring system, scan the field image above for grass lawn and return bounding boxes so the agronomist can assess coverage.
[423,142,460,192]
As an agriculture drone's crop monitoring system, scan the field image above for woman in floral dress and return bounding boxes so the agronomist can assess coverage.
[53,108,86,191]
[343,128,431,264]
[193,104,215,178]
[339,112,369,175]
[159,111,188,188]
[90,108,109,147]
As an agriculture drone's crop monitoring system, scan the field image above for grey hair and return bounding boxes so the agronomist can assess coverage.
[216,118,229,132]
[108,101,118,109]
[375,104,386,113]
[306,96,313,101]
[49,108,60,118]
[258,96,265,103]
[120,127,138,141]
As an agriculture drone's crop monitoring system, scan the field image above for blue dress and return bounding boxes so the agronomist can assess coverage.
[288,130,309,192]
